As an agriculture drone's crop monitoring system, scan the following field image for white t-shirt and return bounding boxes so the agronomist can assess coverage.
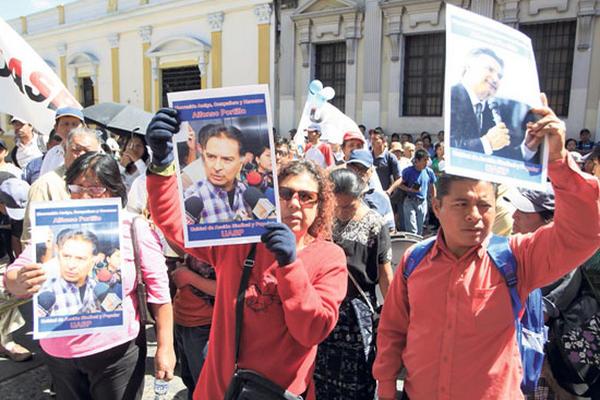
[39,145,64,176]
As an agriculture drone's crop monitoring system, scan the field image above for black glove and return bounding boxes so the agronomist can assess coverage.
[146,107,180,167]
[261,222,296,267]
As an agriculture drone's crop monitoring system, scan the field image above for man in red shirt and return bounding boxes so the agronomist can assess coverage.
[303,124,335,168]
[373,95,600,399]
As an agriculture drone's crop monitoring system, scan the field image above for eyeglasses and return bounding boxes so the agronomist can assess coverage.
[276,150,289,157]
[279,187,319,206]
[68,185,107,196]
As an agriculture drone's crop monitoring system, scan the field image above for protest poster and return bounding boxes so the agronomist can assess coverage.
[444,4,548,189]
[31,198,123,339]
[0,18,81,135]
[168,85,279,248]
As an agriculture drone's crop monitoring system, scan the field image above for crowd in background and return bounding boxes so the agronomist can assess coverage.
[0,104,599,400]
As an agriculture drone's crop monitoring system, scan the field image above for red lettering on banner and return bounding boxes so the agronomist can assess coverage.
[8,57,23,93]
[0,47,80,110]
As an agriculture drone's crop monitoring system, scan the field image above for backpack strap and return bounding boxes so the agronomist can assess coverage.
[486,234,523,320]
[403,236,436,279]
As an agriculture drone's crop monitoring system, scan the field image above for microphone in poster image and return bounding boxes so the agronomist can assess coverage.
[37,291,55,317]
[185,196,204,225]
[244,187,275,219]
[94,282,122,312]
[246,171,262,188]
[94,282,111,303]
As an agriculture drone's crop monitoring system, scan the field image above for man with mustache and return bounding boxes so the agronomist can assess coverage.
[183,125,252,223]
[450,48,538,162]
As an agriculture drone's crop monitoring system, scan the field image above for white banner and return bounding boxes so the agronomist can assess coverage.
[0,18,81,134]
[294,80,360,151]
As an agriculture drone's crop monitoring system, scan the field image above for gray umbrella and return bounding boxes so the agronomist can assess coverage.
[83,102,153,136]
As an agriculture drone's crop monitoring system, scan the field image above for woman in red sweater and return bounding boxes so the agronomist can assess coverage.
[145,108,348,400]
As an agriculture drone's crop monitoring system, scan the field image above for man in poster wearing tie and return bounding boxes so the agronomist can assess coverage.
[450,47,539,162]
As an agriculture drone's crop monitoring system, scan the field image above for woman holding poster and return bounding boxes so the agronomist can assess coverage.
[6,152,175,400]
[146,107,348,400]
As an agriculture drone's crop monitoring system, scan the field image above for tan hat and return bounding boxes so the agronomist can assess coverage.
[389,142,403,153]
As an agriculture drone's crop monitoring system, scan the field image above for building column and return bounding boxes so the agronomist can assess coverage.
[108,34,120,103]
[91,69,99,104]
[72,75,80,104]
[151,58,160,109]
[208,12,224,88]
[383,6,404,131]
[361,0,383,128]
[57,43,67,85]
[254,4,272,85]
[567,1,596,132]
[279,8,296,132]
[57,5,65,25]
[137,26,152,112]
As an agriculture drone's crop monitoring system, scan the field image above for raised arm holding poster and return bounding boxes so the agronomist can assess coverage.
[444,4,548,188]
[0,18,81,135]
[168,85,279,248]
[31,198,123,339]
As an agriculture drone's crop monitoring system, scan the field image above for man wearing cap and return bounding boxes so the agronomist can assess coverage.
[341,131,366,161]
[39,106,85,176]
[385,149,436,235]
[346,149,395,231]
[371,129,401,191]
[9,117,43,170]
[304,124,335,169]
[0,176,32,362]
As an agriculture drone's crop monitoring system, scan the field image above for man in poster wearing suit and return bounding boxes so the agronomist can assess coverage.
[450,48,539,162]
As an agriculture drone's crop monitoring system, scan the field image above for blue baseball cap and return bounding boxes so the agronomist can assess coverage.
[305,124,321,132]
[55,106,84,122]
[347,149,373,168]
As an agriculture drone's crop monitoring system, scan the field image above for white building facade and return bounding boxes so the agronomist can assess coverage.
[276,0,600,139]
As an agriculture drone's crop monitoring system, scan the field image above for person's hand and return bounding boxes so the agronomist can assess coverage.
[526,93,567,162]
[261,222,296,267]
[15,264,46,295]
[146,107,180,167]
[154,344,176,381]
[483,123,510,150]
[171,264,193,289]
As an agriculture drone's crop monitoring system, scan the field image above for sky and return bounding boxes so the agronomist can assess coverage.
[0,0,78,21]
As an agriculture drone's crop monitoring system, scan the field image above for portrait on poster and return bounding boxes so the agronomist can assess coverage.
[31,198,124,339]
[444,4,548,189]
[168,85,279,248]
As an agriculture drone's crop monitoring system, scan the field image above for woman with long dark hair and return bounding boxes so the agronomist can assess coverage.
[6,152,175,400]
[314,168,393,399]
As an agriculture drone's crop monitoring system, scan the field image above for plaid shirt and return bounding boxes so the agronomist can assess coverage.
[184,179,251,223]
[41,270,100,316]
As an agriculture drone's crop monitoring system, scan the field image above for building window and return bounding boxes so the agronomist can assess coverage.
[161,66,202,107]
[79,77,94,107]
[315,42,346,111]
[520,21,575,117]
[402,33,445,116]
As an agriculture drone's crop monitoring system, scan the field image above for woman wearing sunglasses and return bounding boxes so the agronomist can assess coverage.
[145,108,348,400]
[314,168,393,399]
[6,152,175,400]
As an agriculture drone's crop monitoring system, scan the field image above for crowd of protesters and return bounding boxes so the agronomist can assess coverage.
[0,96,598,400]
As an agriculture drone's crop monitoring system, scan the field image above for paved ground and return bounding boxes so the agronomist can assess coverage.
[0,302,187,400]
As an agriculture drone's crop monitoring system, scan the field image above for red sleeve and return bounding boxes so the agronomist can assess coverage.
[146,172,217,266]
[318,143,335,167]
[512,153,600,298]
[373,249,411,399]
[275,242,347,347]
